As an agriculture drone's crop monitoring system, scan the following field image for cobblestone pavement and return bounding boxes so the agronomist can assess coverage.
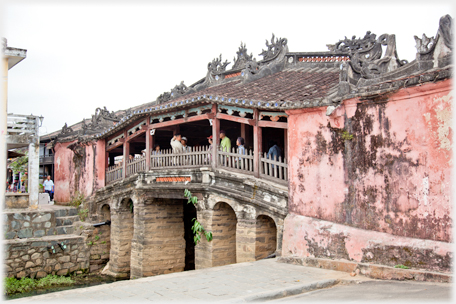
[8,259,372,302]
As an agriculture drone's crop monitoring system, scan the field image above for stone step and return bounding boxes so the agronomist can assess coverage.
[54,208,78,218]
[56,216,79,227]
[46,225,74,236]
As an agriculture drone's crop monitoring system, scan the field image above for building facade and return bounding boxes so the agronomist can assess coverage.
[44,15,453,278]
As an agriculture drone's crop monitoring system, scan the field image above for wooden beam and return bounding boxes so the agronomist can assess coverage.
[126,129,146,142]
[257,120,288,129]
[106,138,125,152]
[216,113,255,126]
[148,113,213,130]
[284,128,288,160]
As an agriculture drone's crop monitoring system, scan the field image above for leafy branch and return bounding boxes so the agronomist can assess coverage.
[184,189,213,245]
[10,151,28,175]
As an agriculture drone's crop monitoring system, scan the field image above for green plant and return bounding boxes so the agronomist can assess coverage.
[394,264,410,269]
[184,189,213,245]
[10,151,28,175]
[128,200,134,213]
[87,241,93,246]
[69,191,85,207]
[78,209,88,222]
[4,274,74,295]
[101,241,106,244]
[94,235,100,241]
[341,130,354,141]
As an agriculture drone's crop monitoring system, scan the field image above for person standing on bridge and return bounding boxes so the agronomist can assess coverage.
[219,130,231,152]
[171,133,185,165]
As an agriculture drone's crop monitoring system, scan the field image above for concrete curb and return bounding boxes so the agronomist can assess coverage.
[221,279,340,302]
[278,257,452,283]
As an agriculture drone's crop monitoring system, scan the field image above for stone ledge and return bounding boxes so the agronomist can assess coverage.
[277,257,452,283]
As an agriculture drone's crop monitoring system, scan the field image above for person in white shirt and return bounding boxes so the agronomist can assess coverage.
[170,134,184,154]
[171,133,184,165]
[43,175,54,201]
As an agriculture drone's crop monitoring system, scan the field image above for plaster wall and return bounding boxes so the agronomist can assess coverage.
[283,80,452,270]
[54,141,105,203]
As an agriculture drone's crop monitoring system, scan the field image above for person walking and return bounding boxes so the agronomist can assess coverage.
[43,175,54,201]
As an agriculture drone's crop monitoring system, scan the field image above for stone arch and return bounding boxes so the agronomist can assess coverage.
[255,214,277,260]
[100,204,111,221]
[108,197,134,277]
[212,201,237,267]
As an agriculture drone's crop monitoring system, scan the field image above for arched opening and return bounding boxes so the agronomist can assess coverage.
[183,200,197,271]
[255,215,277,260]
[99,204,111,268]
[212,202,237,267]
[109,198,134,277]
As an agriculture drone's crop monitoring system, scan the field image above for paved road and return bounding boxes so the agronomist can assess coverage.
[8,259,452,302]
[272,280,453,302]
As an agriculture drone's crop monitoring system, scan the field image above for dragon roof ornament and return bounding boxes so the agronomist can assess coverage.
[415,14,452,61]
[330,31,408,79]
[208,54,230,76]
[259,34,288,62]
[232,42,254,70]
[157,81,188,104]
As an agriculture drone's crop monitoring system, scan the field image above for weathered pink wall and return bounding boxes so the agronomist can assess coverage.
[54,140,105,203]
[283,79,452,271]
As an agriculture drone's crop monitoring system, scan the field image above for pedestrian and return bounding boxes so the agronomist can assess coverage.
[181,137,191,152]
[267,140,282,162]
[220,130,231,152]
[236,137,246,168]
[171,133,185,165]
[206,135,213,163]
[171,133,184,154]
[43,175,54,201]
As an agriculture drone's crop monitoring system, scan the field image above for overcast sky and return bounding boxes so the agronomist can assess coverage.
[1,1,453,135]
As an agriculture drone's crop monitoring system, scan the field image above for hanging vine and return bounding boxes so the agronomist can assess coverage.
[184,189,213,245]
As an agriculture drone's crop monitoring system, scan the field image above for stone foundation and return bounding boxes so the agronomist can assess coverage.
[4,235,89,278]
[5,193,29,209]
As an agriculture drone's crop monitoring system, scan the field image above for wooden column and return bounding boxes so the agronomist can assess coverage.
[211,104,219,169]
[283,128,288,159]
[145,119,152,171]
[253,109,262,178]
[122,131,129,179]
[105,151,110,168]
[240,123,246,143]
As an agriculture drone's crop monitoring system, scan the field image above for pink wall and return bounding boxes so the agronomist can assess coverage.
[283,79,452,270]
[54,140,105,203]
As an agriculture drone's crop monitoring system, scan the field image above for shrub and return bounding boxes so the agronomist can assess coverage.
[4,275,74,295]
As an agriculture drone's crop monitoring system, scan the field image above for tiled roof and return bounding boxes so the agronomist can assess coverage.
[164,66,340,104]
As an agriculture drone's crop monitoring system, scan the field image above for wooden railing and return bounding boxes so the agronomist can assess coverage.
[106,146,287,185]
[260,153,288,184]
[7,114,38,136]
[106,165,123,184]
[126,156,146,176]
[218,147,254,175]
[150,146,211,169]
